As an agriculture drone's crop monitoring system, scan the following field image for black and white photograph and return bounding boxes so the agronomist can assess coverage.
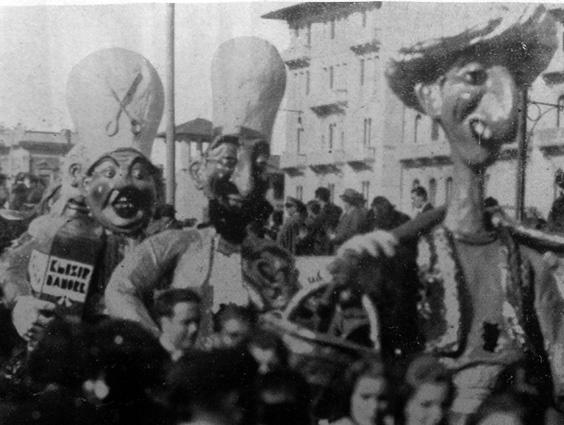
[0,1,564,424]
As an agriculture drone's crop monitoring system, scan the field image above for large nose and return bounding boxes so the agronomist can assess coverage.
[230,147,254,197]
[477,66,519,141]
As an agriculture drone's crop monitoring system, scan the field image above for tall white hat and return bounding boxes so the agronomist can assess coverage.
[211,36,286,141]
[66,48,164,168]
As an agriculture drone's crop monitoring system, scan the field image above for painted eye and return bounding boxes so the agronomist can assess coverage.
[102,168,116,178]
[464,69,487,85]
[131,167,146,180]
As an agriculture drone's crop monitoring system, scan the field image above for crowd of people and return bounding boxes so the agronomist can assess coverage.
[273,187,415,256]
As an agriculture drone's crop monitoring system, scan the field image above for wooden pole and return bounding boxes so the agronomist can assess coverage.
[515,87,528,221]
[165,3,176,205]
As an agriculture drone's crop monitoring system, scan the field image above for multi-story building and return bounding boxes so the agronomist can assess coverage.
[264,2,387,207]
[0,124,74,186]
[267,2,564,219]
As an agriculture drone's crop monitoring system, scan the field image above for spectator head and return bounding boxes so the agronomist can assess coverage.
[306,200,321,217]
[167,348,258,425]
[340,189,365,209]
[399,355,454,425]
[371,196,394,216]
[411,186,428,209]
[469,392,545,425]
[315,187,331,203]
[329,357,389,425]
[285,197,306,217]
[248,330,289,374]
[154,288,202,354]
[214,304,257,348]
[257,368,312,425]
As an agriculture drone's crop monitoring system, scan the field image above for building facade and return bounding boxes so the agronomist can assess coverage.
[0,124,74,187]
[267,2,564,219]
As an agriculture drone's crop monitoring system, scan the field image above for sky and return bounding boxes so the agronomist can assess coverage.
[0,1,293,151]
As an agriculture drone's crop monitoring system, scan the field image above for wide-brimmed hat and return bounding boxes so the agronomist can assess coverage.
[384,3,557,112]
[340,189,365,206]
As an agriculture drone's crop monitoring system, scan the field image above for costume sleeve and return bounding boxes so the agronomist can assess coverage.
[105,229,198,336]
[526,247,564,404]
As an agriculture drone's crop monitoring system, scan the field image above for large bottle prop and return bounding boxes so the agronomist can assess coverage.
[28,201,104,318]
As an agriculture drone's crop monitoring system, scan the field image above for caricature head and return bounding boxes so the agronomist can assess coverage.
[386,4,556,170]
[66,48,164,235]
[190,37,286,238]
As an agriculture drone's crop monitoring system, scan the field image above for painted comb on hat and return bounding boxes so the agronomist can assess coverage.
[384,3,557,112]
[66,47,164,168]
[210,36,286,144]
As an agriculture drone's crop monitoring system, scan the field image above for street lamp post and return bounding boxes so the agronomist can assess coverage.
[165,3,176,205]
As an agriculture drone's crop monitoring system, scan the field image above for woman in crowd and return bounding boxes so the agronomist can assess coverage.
[396,355,454,425]
[329,357,393,425]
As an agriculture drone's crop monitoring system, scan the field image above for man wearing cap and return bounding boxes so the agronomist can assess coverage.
[0,48,164,344]
[105,37,299,339]
[333,4,564,421]
[330,188,369,250]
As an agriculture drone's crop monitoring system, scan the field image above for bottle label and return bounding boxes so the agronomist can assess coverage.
[29,249,95,314]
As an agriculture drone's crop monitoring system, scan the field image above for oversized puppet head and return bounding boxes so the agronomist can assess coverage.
[190,36,286,243]
[66,48,164,235]
[385,4,556,169]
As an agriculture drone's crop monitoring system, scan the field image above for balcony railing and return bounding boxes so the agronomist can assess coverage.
[279,152,307,171]
[396,141,451,166]
[282,42,311,70]
[310,89,348,116]
[346,146,376,165]
[535,127,564,155]
[350,28,381,55]
[308,149,345,171]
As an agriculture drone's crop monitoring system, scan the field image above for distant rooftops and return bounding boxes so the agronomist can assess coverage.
[262,2,381,22]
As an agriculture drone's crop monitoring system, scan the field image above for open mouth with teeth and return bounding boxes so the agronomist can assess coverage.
[108,189,143,219]
[469,119,493,145]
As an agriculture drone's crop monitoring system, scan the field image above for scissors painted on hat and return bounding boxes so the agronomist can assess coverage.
[105,72,143,137]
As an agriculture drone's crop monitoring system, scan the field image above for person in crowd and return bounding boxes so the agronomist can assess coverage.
[367,196,410,231]
[256,368,312,425]
[147,204,183,236]
[296,200,327,255]
[328,357,393,425]
[468,392,545,425]
[214,304,257,349]
[154,289,202,361]
[248,329,289,375]
[8,176,28,211]
[265,210,283,241]
[313,187,342,254]
[410,187,432,216]
[397,355,454,425]
[0,48,165,385]
[166,348,257,425]
[277,196,307,254]
[0,174,9,208]
[105,37,296,340]
[333,4,564,423]
[330,189,369,250]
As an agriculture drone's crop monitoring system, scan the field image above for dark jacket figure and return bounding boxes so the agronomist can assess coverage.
[331,189,369,249]
[313,187,342,255]
[548,193,564,233]
[367,196,410,231]
[277,197,306,255]
[296,200,327,256]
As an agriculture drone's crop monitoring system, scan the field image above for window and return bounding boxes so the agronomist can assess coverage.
[328,184,335,202]
[296,118,303,154]
[329,66,334,89]
[306,70,310,95]
[362,10,367,27]
[329,123,336,151]
[361,181,370,202]
[363,118,372,147]
[557,95,564,127]
[296,185,303,201]
[360,59,365,86]
[330,19,335,39]
[340,130,345,148]
[431,121,440,141]
[414,114,422,144]
[445,177,453,204]
[294,27,299,38]
[307,23,312,46]
[429,178,437,205]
